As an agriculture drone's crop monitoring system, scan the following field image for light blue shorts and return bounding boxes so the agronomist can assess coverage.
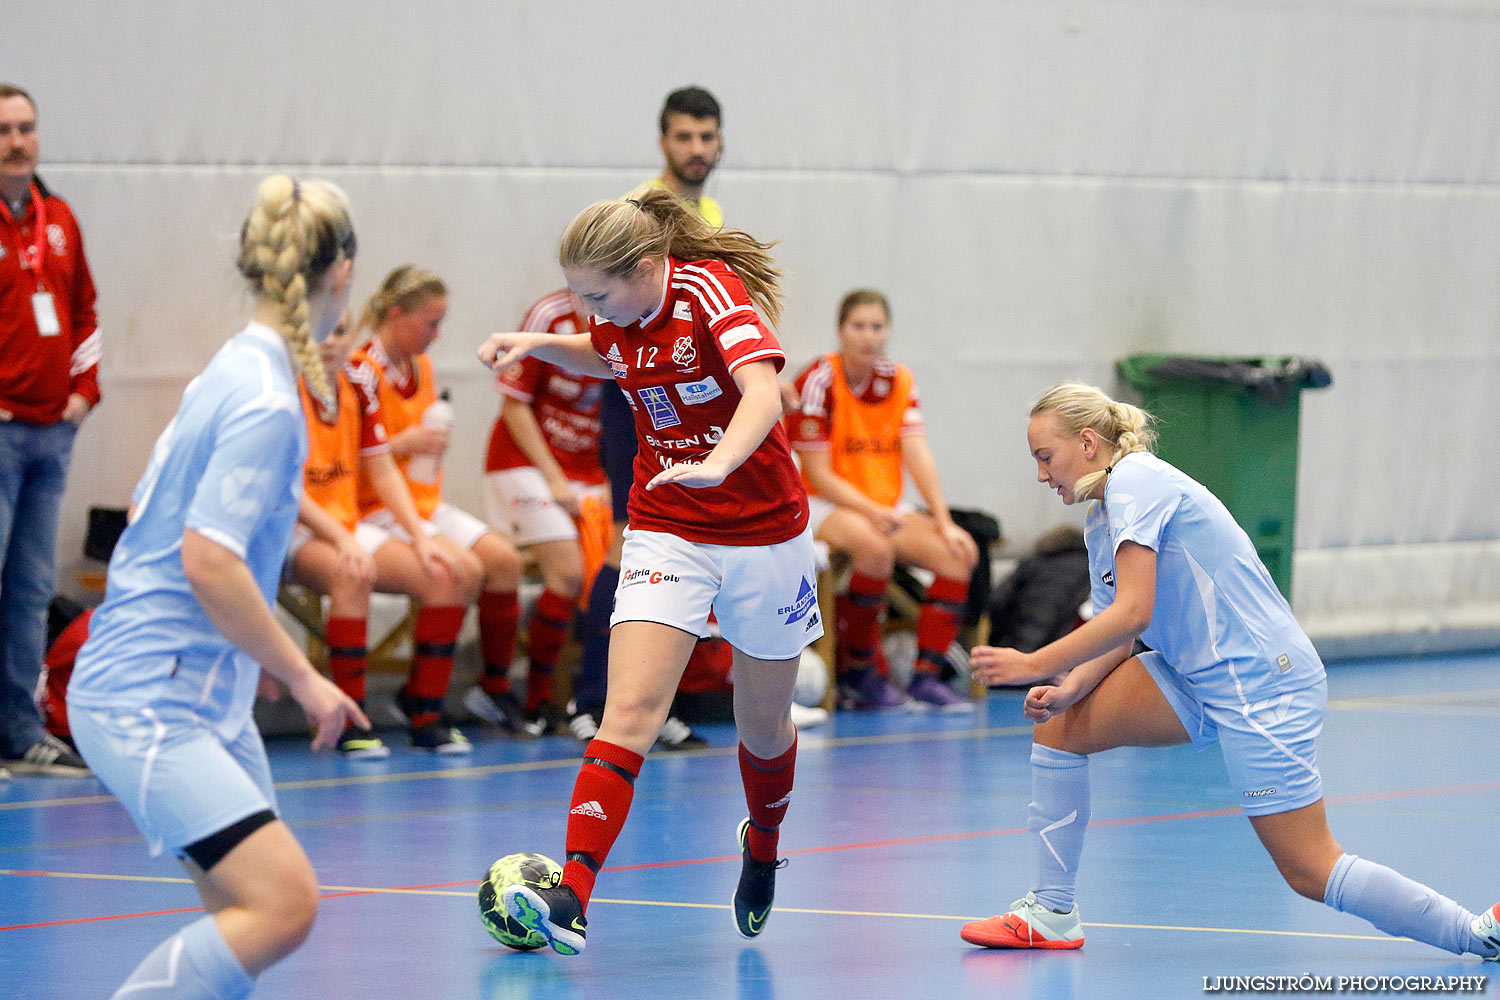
[1139,651,1326,817]
[70,703,278,858]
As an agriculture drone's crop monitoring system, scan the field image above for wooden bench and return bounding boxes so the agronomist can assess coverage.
[275,584,419,675]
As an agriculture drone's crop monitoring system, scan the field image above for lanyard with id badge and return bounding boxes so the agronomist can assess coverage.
[1,183,61,336]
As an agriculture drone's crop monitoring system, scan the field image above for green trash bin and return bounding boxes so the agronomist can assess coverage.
[1114,354,1332,599]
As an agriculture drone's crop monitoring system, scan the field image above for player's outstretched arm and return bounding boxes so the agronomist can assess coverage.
[974,541,1156,687]
[479,331,609,378]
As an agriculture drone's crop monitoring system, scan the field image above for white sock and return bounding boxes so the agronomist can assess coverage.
[111,914,255,1000]
[1324,853,1487,956]
[1029,743,1090,912]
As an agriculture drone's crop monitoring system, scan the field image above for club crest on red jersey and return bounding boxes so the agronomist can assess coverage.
[672,335,697,366]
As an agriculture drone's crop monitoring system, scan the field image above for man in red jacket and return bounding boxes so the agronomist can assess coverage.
[0,83,96,776]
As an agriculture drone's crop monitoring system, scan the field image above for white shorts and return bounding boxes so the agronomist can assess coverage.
[807,495,915,536]
[70,703,277,858]
[285,519,395,567]
[612,526,824,660]
[1140,651,1326,817]
[483,467,608,546]
[362,501,490,551]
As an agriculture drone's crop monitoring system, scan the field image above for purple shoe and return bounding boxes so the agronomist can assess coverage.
[908,673,976,714]
[839,667,913,711]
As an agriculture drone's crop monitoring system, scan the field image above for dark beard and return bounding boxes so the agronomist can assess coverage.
[667,158,712,187]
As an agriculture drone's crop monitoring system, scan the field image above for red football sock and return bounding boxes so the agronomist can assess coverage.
[915,576,969,675]
[838,571,888,675]
[561,739,644,911]
[404,605,465,728]
[477,590,520,696]
[525,588,574,712]
[325,616,368,703]
[738,736,797,864]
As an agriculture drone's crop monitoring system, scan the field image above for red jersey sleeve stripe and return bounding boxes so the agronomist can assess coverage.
[726,347,785,373]
[798,361,835,418]
[676,264,735,313]
[344,360,382,411]
[679,263,747,314]
[677,268,759,324]
[672,278,740,323]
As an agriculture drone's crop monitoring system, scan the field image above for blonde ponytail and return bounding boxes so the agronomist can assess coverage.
[1030,382,1157,501]
[559,186,784,326]
[236,175,355,409]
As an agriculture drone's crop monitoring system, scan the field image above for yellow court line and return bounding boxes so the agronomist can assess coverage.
[0,869,192,885]
[0,793,117,812]
[0,869,1392,942]
[1329,697,1500,717]
[5,693,1489,812]
[0,724,1035,812]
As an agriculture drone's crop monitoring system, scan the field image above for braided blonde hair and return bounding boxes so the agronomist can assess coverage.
[1031,382,1157,502]
[559,186,784,326]
[355,264,448,336]
[235,175,355,409]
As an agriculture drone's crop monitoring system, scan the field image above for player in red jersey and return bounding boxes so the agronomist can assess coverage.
[480,289,608,735]
[478,187,821,954]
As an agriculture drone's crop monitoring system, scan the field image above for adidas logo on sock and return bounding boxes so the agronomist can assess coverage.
[765,793,792,810]
[570,800,607,820]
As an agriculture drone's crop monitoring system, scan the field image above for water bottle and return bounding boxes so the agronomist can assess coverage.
[407,389,454,484]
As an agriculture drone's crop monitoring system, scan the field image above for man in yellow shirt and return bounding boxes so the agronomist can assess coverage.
[649,86,724,228]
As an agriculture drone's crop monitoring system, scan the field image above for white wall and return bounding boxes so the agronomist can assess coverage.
[12,0,1500,651]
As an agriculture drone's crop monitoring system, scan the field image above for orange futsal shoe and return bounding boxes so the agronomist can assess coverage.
[961,891,1085,950]
[1471,901,1500,960]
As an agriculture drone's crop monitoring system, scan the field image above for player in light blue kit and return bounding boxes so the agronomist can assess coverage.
[67,175,369,1000]
[961,381,1500,961]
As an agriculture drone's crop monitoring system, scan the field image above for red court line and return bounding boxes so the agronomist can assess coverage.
[1,905,201,932]
[6,780,1497,931]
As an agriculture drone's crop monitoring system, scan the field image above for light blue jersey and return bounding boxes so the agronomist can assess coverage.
[70,324,307,740]
[1086,452,1324,705]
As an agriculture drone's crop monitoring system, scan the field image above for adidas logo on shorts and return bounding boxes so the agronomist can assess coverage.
[570,800,608,820]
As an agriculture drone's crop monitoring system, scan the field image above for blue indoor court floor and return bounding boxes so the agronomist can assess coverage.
[3,651,1497,1000]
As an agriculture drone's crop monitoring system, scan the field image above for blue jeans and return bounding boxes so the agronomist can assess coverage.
[0,419,77,756]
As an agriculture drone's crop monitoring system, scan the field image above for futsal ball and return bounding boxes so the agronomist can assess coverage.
[477,852,563,950]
